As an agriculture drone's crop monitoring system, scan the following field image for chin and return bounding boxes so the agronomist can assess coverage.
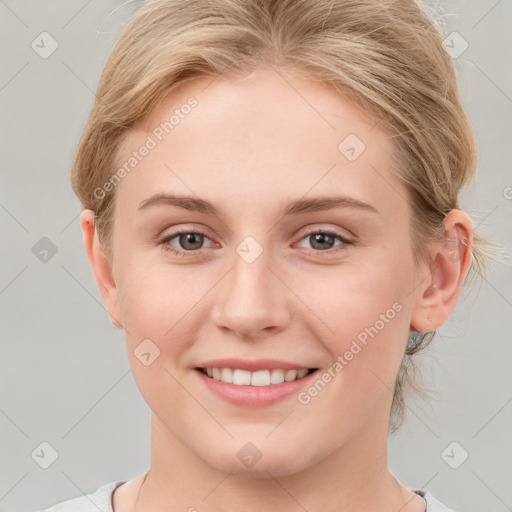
[211,454,311,479]
[195,435,317,479]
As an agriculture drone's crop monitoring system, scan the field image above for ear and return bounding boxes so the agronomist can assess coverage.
[80,209,123,329]
[411,209,473,333]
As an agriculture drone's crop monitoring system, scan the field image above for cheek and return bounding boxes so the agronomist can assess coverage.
[117,260,200,335]
[293,270,411,434]
[115,261,218,378]
[308,256,411,341]
[306,255,413,389]
[115,264,202,414]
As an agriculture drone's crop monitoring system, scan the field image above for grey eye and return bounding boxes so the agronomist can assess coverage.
[177,232,204,250]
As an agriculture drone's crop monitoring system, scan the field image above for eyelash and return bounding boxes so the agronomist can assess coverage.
[159,229,352,257]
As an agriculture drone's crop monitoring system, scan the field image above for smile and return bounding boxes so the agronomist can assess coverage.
[198,367,316,386]
[194,363,320,407]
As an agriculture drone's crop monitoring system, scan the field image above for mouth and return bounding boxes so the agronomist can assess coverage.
[193,358,321,406]
[196,367,318,386]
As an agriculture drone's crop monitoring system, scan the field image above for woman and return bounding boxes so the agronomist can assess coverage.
[41,0,490,510]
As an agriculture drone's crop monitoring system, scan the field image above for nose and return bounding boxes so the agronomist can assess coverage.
[211,246,292,340]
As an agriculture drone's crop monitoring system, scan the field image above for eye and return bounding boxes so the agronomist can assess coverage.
[294,229,352,254]
[158,227,353,257]
[160,230,213,256]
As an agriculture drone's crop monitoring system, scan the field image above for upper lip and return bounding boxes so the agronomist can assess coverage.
[196,358,318,371]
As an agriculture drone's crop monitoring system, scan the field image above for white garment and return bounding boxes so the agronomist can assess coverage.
[38,481,457,512]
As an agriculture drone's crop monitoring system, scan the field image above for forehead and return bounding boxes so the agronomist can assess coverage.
[113,67,406,218]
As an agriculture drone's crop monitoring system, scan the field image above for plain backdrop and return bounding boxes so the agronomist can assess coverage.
[0,1,511,511]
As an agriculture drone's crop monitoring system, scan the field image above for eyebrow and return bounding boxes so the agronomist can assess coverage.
[138,193,379,216]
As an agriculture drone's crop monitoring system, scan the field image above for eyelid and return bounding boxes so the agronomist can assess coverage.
[158,224,354,257]
[157,223,214,242]
[294,223,354,243]
[292,227,353,253]
[160,228,215,246]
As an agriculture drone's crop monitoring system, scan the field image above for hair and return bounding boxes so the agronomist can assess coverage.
[71,0,490,434]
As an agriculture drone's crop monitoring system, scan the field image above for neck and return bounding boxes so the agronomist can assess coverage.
[133,412,425,512]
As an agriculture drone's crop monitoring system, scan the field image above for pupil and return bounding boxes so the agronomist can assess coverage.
[311,233,333,250]
[180,233,203,250]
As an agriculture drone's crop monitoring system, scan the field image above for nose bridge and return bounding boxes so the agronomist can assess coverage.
[212,237,290,338]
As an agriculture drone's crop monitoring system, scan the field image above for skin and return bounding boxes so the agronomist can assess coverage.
[81,66,473,511]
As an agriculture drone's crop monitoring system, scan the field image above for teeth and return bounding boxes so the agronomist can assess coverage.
[202,367,312,386]
[221,368,233,383]
[270,368,285,384]
[284,369,297,381]
[297,369,308,378]
[251,370,270,386]
[232,369,251,385]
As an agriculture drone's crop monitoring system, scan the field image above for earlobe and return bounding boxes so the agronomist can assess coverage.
[79,210,123,329]
[410,209,473,333]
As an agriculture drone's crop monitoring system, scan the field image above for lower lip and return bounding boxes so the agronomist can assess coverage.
[195,369,318,407]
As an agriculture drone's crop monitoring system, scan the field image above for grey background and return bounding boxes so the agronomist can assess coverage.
[0,1,511,511]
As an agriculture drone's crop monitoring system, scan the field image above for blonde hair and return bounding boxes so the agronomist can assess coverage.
[72,0,489,433]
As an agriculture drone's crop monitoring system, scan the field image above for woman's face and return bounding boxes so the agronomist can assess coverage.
[104,67,427,476]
